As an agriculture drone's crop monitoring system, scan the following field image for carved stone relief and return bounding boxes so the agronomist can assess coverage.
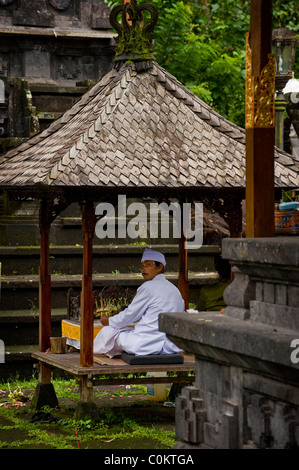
[0,56,8,77]
[12,0,54,27]
[245,392,299,448]
[48,0,71,10]
[91,1,111,29]
[175,386,207,444]
[56,57,82,81]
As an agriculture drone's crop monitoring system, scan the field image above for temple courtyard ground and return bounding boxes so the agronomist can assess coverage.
[0,378,181,450]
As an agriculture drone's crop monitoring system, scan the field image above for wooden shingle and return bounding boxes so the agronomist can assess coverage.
[0,61,298,190]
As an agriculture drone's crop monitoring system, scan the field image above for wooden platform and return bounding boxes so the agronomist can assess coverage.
[32,351,195,386]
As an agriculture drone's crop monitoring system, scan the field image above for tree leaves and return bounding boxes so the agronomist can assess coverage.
[105,0,298,128]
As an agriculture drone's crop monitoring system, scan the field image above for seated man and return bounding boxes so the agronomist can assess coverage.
[196,254,231,312]
[93,248,184,358]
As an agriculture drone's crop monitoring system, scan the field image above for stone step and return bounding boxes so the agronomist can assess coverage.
[0,244,220,275]
[0,207,203,246]
[5,343,39,357]
[0,308,66,346]
[2,343,73,380]
[0,312,66,379]
[0,271,218,310]
[1,196,216,246]
[2,344,40,380]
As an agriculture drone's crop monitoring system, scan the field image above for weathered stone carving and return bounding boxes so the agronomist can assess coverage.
[223,266,256,320]
[12,0,54,27]
[91,1,111,29]
[56,59,82,81]
[67,288,80,321]
[244,383,299,449]
[175,386,206,444]
[160,238,299,449]
[48,0,71,10]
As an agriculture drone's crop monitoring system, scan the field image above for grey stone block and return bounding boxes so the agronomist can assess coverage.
[162,238,299,448]
[221,400,240,449]
[288,285,299,308]
[250,300,299,330]
[263,282,275,303]
[175,386,206,444]
[223,267,254,307]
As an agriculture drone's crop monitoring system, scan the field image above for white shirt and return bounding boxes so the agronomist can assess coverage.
[108,273,185,355]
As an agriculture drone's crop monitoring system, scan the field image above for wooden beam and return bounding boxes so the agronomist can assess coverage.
[92,375,194,386]
[80,201,95,368]
[39,199,52,352]
[245,0,275,237]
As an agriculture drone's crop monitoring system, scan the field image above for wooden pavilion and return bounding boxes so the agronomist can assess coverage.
[0,0,298,405]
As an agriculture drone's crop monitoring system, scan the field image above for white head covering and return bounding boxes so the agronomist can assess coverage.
[141,248,166,267]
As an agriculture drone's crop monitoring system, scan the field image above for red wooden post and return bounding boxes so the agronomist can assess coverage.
[245,0,275,237]
[39,199,52,353]
[178,205,189,310]
[80,201,95,368]
[178,235,189,311]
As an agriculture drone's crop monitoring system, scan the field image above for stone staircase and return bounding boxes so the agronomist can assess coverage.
[0,242,220,378]
[0,197,222,378]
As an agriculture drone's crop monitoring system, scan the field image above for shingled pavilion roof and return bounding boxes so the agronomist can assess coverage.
[0,61,298,192]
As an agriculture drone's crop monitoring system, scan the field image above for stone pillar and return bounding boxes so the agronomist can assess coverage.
[159,237,299,449]
[275,92,287,149]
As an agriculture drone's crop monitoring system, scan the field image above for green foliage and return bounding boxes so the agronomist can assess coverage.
[150,0,248,126]
[272,0,299,33]
[104,0,120,8]
[105,0,298,128]
[272,0,299,78]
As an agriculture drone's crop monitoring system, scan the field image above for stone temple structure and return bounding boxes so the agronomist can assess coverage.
[0,0,298,448]
[159,0,299,450]
[0,0,116,153]
[160,237,299,448]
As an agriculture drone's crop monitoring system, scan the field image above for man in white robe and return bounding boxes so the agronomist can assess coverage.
[93,249,185,358]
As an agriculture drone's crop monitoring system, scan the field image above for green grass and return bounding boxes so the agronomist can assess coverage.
[0,376,177,449]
